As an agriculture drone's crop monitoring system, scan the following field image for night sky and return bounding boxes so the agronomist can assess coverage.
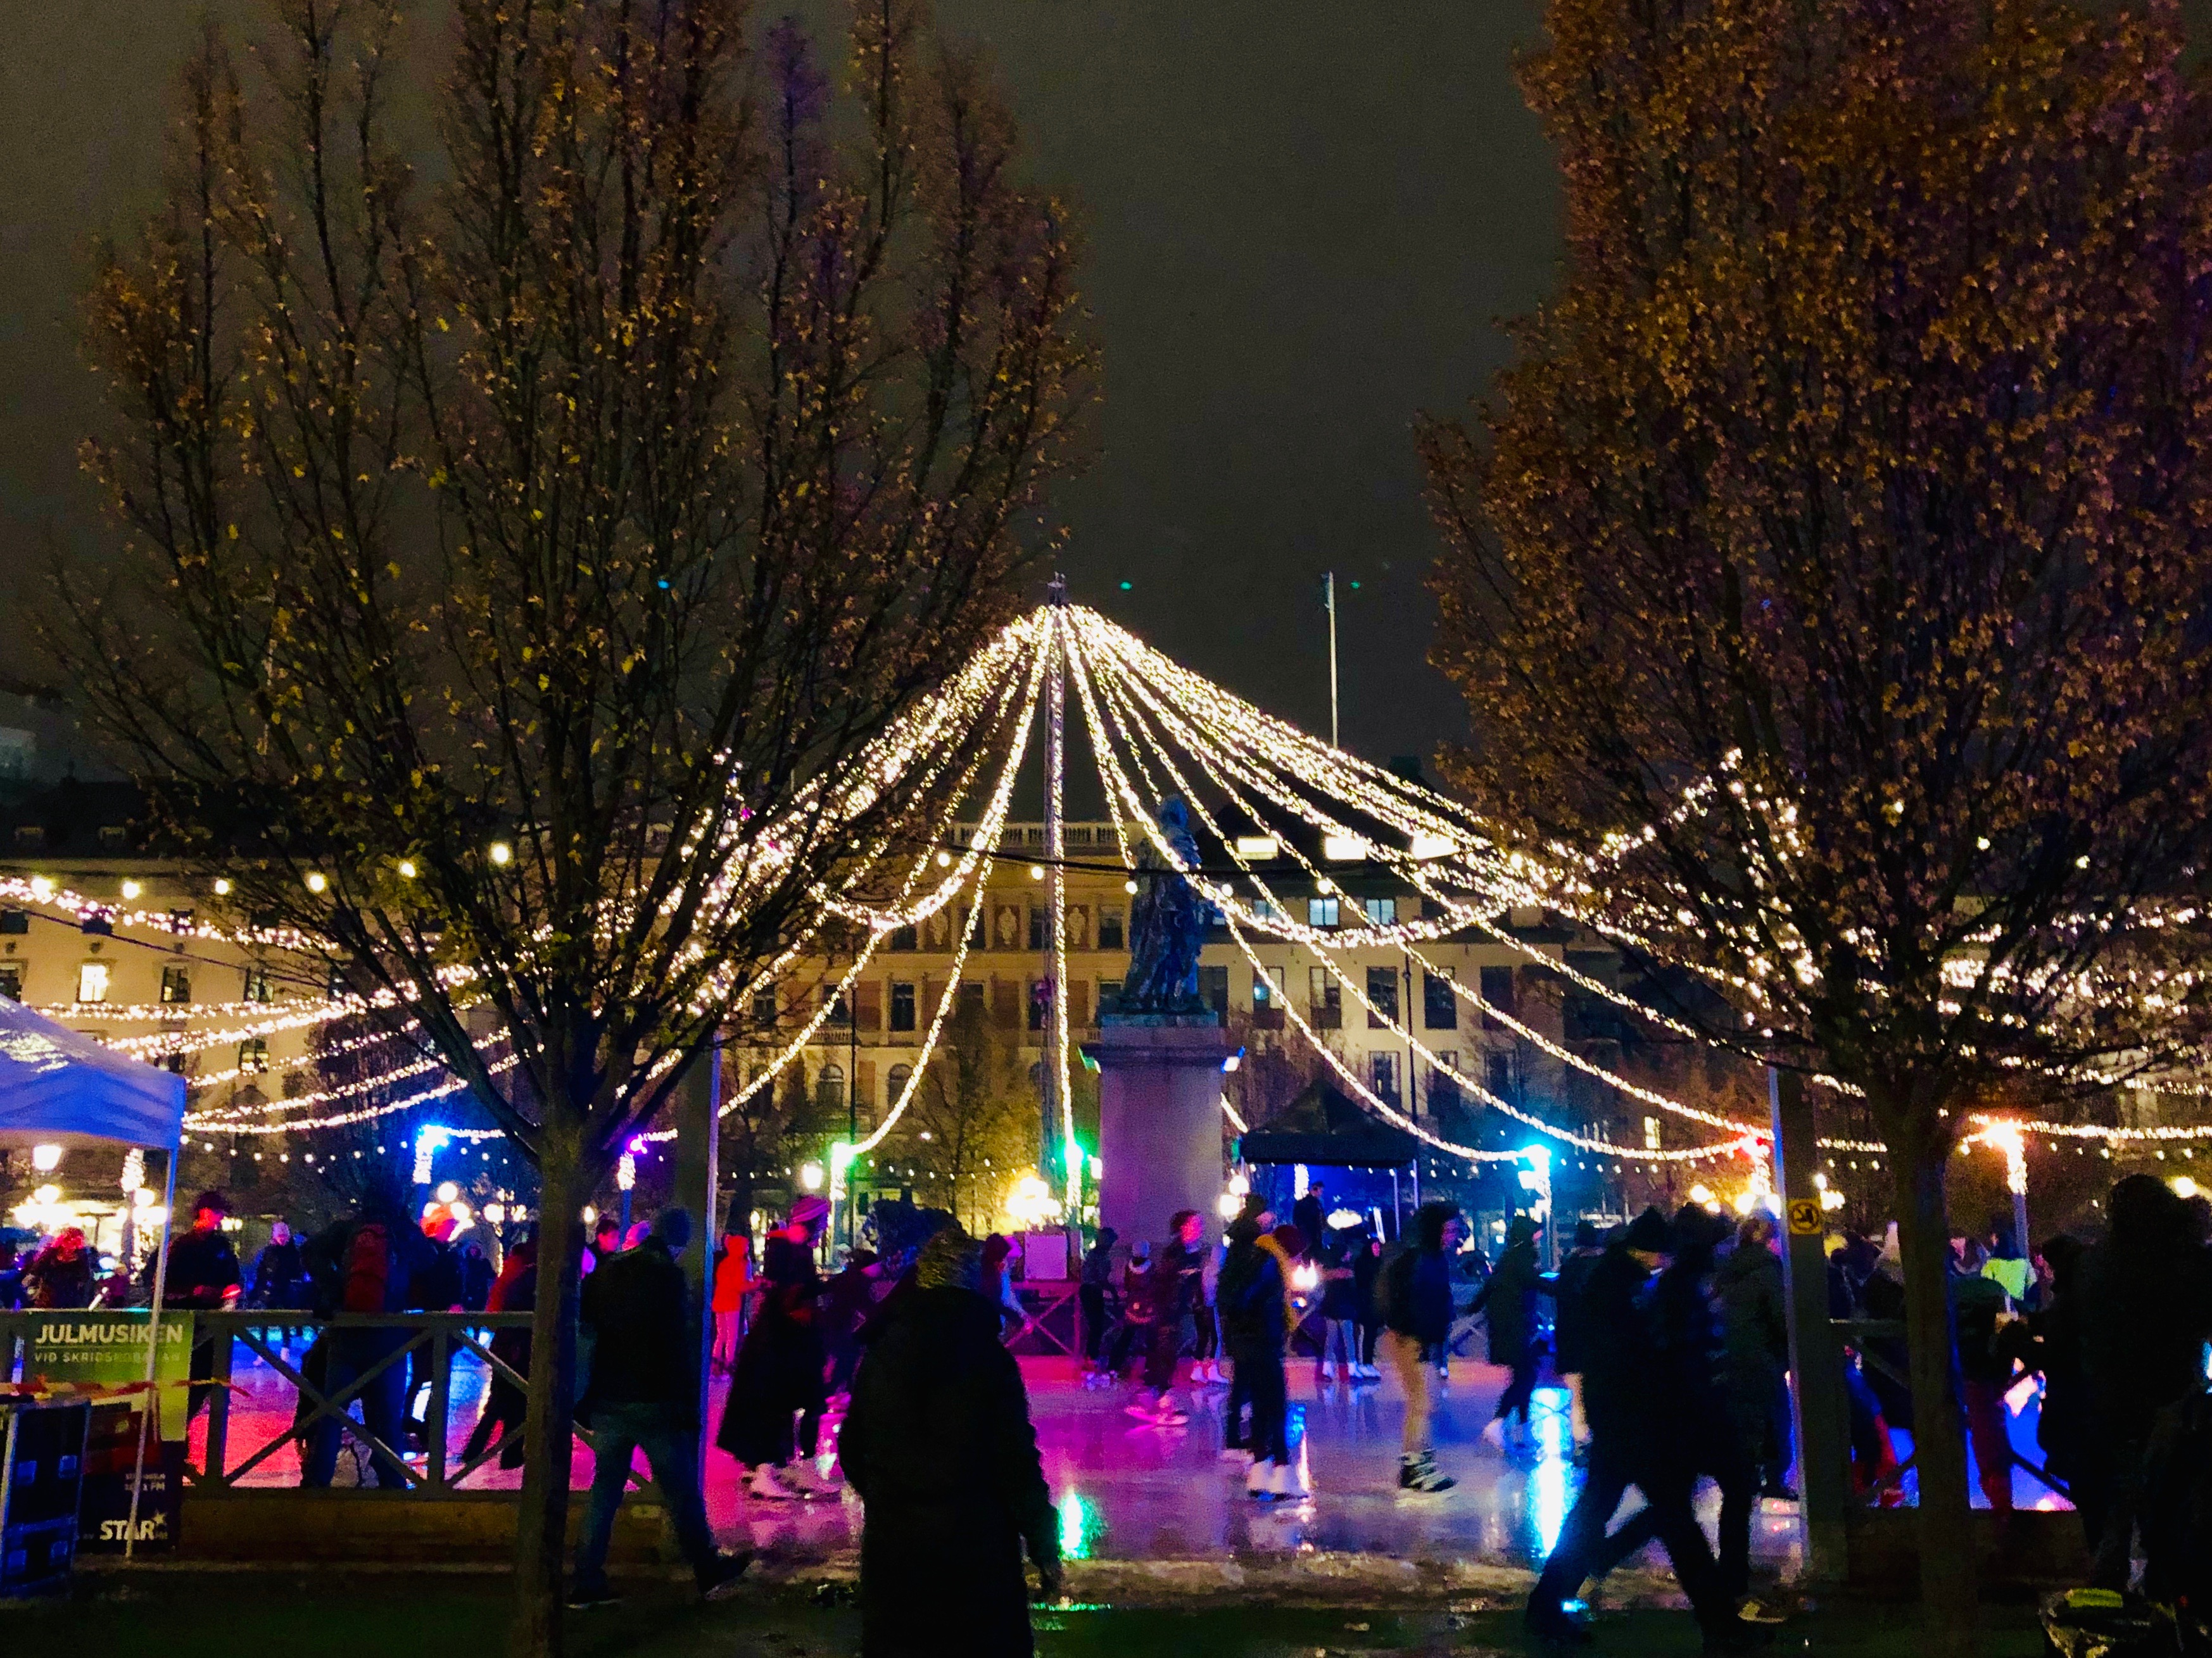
[0,0,1559,772]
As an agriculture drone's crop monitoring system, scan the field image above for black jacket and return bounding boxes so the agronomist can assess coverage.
[579,1238,698,1418]
[161,1227,242,1309]
[1217,1227,1289,1350]
[842,1285,1058,1658]
[1550,1248,1603,1374]
[301,1207,440,1318]
[1578,1245,1672,1452]
[251,1239,305,1309]
[1470,1240,1540,1361]
[1714,1244,1788,1384]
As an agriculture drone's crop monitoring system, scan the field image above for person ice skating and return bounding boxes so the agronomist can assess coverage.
[460,1229,535,1471]
[1471,1213,1542,1448]
[1550,1218,1605,1455]
[250,1220,305,1310]
[717,1194,840,1500]
[1078,1227,1118,1386]
[1128,1210,1203,1425]
[1716,1213,1793,1499]
[569,1208,750,1608]
[1218,1214,1308,1499]
[711,1204,754,1371]
[842,1225,1061,1657]
[1380,1201,1462,1493]
[300,1172,439,1488]
[1526,1207,1755,1652]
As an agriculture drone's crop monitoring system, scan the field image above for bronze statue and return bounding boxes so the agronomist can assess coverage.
[1117,798,1210,1015]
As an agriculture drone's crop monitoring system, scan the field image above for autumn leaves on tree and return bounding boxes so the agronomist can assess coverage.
[1427,0,2212,1647]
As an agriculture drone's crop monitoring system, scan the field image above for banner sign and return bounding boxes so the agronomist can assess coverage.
[27,1313,194,1442]
[77,1402,184,1554]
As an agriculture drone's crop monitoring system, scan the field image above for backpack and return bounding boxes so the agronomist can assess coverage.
[342,1220,398,1313]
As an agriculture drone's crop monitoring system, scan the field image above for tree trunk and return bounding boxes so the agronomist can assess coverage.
[1892,1148,1980,1658]
[508,1126,585,1658]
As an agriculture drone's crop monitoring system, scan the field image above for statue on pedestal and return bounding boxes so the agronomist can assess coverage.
[1117,797,1209,1016]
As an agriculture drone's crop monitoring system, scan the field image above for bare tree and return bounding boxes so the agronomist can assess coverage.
[57,2,1090,1649]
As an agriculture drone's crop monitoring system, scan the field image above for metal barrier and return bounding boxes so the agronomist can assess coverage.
[1,1311,641,1500]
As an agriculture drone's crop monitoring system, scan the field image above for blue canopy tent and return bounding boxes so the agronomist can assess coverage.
[0,994,187,1559]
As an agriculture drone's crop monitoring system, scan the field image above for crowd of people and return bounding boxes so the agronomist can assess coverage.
[28,1160,2212,1656]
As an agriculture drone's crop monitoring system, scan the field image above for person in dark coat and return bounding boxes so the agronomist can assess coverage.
[569,1208,749,1608]
[2080,1175,2212,1585]
[1470,1213,1543,1445]
[250,1221,305,1310]
[457,1239,495,1312]
[1715,1213,1793,1498]
[1078,1227,1118,1384]
[717,1194,834,1500]
[1352,1229,1384,1374]
[1527,1206,1747,1650]
[1317,1222,1365,1383]
[161,1190,244,1424]
[25,1227,97,1308]
[1129,1210,1204,1425]
[1218,1216,1305,1498]
[1291,1181,1326,1258]
[299,1173,440,1488]
[2026,1235,2088,1517]
[842,1224,1061,1658]
[1548,1219,1605,1457]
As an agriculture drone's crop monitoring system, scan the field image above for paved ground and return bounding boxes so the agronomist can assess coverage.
[15,1572,2053,1658]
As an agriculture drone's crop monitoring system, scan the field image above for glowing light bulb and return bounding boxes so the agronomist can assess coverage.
[30,1143,62,1173]
[398,859,417,879]
[490,842,513,866]
[212,878,232,896]
[305,872,329,893]
[120,879,142,901]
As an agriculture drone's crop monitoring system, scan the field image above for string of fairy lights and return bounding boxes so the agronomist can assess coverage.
[15,601,2212,1215]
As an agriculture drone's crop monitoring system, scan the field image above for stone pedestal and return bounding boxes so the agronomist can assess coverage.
[1086,1015,1233,1249]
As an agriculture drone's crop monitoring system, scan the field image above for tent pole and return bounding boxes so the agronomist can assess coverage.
[124,1140,179,1563]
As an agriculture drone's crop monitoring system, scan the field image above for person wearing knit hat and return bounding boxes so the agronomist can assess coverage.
[843,1222,1061,1653]
[716,1193,837,1501]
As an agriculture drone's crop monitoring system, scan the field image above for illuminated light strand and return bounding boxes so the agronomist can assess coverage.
[716,628,1044,1120]
[0,875,322,952]
[844,646,1054,1154]
[1080,640,1766,1139]
[1047,607,1079,1215]
[33,998,338,1022]
[1069,639,1748,1165]
[184,1053,524,1134]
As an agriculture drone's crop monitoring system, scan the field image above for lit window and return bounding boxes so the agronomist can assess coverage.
[1362,897,1397,926]
[239,1037,269,1073]
[1643,1116,1662,1151]
[1307,897,1339,928]
[243,966,275,1003]
[76,962,110,1004]
[160,965,192,1005]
